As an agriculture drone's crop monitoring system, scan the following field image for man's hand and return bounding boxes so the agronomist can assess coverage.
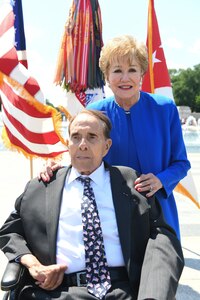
[20,254,67,290]
[38,159,62,182]
[29,263,67,290]
[134,173,163,197]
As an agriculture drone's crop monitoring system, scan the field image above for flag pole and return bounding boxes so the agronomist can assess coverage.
[148,0,154,93]
[30,157,33,179]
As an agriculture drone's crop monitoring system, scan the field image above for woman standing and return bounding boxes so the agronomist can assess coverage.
[86,35,190,239]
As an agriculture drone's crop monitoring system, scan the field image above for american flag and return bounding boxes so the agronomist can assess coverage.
[0,0,68,158]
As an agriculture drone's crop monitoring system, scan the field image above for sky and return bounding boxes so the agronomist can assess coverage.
[21,0,200,104]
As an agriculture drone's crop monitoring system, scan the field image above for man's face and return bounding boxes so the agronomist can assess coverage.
[68,113,112,175]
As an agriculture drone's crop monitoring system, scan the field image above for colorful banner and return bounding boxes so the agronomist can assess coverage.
[54,0,104,111]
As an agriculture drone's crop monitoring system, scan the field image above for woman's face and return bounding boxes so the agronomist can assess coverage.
[107,56,143,103]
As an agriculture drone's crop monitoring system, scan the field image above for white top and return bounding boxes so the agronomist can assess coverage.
[56,163,125,273]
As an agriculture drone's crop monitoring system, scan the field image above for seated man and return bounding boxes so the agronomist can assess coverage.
[0,109,184,300]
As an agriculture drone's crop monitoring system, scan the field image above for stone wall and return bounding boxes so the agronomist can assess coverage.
[177,106,200,123]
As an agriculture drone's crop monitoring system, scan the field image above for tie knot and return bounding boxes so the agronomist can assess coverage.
[77,176,91,186]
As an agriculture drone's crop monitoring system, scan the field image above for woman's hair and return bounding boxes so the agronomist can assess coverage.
[68,109,112,139]
[99,35,148,80]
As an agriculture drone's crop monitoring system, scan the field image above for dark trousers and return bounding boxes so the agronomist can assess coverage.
[18,281,136,300]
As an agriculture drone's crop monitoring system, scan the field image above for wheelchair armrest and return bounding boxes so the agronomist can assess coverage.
[1,262,25,291]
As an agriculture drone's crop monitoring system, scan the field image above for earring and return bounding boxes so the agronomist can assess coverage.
[139,78,143,90]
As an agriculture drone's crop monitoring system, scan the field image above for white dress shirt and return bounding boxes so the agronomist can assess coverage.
[56,163,125,273]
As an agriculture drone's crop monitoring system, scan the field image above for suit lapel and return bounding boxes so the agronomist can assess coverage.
[109,166,133,267]
[46,166,71,263]
[108,164,150,273]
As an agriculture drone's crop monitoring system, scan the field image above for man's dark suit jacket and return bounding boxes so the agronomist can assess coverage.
[0,163,184,300]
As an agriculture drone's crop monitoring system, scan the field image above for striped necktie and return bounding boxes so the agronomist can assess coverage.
[77,176,111,299]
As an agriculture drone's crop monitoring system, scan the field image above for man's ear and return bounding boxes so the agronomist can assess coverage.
[103,139,112,158]
[105,139,112,151]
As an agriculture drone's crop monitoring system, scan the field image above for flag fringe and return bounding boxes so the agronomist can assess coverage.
[58,105,72,120]
[0,71,69,159]
[175,182,200,209]
[1,125,34,159]
[1,126,66,161]
[0,70,3,86]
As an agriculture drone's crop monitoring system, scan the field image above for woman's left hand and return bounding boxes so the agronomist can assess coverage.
[134,173,163,197]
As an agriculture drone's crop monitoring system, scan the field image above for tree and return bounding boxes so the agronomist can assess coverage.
[170,64,200,112]
[195,95,200,112]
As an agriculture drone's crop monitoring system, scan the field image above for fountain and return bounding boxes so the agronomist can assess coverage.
[182,115,200,131]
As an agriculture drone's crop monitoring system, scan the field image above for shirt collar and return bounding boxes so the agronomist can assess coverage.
[68,162,106,188]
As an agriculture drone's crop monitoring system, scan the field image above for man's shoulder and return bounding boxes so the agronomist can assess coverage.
[51,166,69,179]
[27,166,69,188]
[108,165,149,203]
[109,164,140,180]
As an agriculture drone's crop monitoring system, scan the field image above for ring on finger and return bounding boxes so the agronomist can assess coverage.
[149,185,153,192]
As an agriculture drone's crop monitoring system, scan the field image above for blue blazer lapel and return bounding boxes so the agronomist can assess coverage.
[46,166,71,263]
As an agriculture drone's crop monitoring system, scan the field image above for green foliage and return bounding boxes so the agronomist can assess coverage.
[170,64,200,112]
[195,95,200,112]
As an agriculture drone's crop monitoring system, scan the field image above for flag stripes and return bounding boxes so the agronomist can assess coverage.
[0,73,67,156]
[0,0,67,158]
[0,1,42,101]
[2,119,66,157]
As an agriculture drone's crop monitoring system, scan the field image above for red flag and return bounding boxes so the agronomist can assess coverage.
[142,0,173,99]
[142,0,199,209]
[0,0,67,158]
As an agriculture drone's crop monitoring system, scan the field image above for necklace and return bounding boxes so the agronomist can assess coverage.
[114,92,140,112]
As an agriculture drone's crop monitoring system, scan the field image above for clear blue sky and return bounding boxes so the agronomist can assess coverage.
[22,0,200,102]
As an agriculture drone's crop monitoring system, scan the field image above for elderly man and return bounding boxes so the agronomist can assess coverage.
[0,109,184,300]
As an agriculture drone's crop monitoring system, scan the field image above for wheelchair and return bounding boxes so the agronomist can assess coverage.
[1,262,25,300]
[1,261,178,300]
